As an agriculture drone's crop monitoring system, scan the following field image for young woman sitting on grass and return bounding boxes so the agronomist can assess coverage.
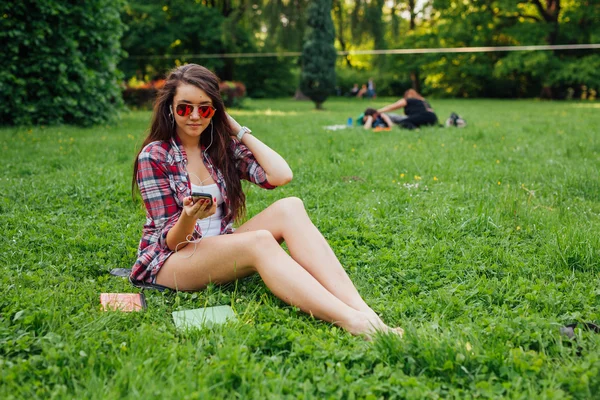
[131,64,403,338]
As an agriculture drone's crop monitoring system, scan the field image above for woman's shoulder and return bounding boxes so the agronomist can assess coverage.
[139,140,172,161]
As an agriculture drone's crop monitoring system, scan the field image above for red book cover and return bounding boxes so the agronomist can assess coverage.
[100,293,146,312]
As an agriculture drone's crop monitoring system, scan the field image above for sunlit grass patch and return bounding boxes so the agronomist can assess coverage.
[1,98,599,398]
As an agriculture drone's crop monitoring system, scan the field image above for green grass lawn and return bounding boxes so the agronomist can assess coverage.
[1,98,599,399]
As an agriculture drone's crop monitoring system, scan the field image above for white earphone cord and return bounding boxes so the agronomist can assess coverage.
[174,122,215,259]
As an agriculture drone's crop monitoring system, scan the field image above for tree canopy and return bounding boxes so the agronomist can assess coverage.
[118,0,598,100]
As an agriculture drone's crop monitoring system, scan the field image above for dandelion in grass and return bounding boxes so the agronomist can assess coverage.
[433,176,438,181]
[400,173,405,178]
[498,181,501,185]
[414,175,421,180]
[517,226,521,230]
[496,160,500,164]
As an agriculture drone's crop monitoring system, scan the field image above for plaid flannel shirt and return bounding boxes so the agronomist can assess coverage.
[131,135,276,283]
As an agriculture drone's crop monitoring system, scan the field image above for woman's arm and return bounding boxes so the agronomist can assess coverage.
[166,197,216,251]
[379,113,393,127]
[363,115,374,130]
[227,114,293,187]
[378,98,407,113]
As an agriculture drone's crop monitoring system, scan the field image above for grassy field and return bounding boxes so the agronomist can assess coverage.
[1,97,599,399]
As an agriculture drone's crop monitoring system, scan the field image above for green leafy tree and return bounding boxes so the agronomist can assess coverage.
[300,0,337,109]
[0,0,125,126]
[120,0,300,98]
[119,2,226,80]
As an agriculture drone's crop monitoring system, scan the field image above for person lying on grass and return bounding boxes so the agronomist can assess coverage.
[362,108,394,130]
[131,63,403,339]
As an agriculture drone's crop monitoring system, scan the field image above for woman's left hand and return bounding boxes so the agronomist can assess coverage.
[226,113,242,138]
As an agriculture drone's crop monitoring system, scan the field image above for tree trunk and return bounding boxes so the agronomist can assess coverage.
[334,0,352,67]
[540,86,553,99]
[532,0,561,98]
[410,70,421,93]
[532,0,561,45]
[294,88,310,100]
[408,0,420,93]
[408,0,416,30]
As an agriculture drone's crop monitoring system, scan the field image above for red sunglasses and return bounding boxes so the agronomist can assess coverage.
[175,104,216,118]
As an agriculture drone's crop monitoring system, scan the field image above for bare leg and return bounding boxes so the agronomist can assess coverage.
[235,197,401,334]
[156,230,387,337]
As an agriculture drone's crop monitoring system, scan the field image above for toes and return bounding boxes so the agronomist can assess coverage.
[392,327,405,338]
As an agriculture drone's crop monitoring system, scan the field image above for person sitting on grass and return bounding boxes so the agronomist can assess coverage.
[362,108,393,130]
[356,84,368,98]
[130,63,403,339]
[378,89,439,130]
[366,78,376,99]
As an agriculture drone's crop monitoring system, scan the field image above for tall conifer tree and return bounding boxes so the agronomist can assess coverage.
[300,0,336,109]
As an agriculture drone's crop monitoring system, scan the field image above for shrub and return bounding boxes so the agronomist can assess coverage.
[219,81,246,108]
[122,79,165,109]
[0,0,126,126]
[122,88,157,110]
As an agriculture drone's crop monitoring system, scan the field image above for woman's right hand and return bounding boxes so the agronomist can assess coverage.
[182,196,217,220]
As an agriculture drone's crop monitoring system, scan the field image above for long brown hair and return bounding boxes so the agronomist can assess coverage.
[403,88,425,101]
[132,64,246,221]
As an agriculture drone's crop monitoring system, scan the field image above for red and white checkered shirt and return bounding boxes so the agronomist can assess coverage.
[131,135,276,283]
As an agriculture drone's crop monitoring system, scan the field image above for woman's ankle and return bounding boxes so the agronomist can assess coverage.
[343,312,384,336]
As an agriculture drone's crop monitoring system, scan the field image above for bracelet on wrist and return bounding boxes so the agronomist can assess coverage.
[236,126,252,141]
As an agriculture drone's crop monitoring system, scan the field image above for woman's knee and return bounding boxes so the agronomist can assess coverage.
[245,229,280,260]
[273,196,305,218]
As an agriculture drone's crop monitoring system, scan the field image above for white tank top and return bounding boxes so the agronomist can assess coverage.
[190,183,224,237]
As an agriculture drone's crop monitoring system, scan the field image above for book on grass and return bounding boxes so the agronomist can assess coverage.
[100,293,146,312]
[172,305,236,330]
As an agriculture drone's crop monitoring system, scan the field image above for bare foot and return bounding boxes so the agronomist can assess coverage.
[363,309,405,339]
[391,327,405,337]
[345,313,404,340]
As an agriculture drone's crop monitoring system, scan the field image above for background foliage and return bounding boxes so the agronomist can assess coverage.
[119,0,600,99]
[0,0,125,126]
[3,0,597,127]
